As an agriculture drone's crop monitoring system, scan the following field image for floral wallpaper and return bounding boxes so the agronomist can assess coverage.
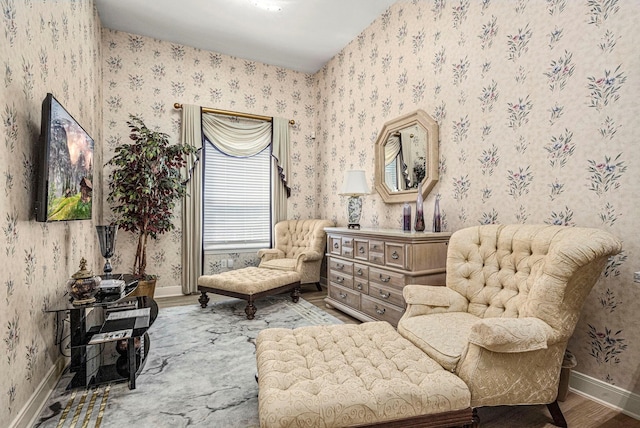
[100,30,318,290]
[0,0,102,425]
[316,0,639,394]
[2,0,639,424]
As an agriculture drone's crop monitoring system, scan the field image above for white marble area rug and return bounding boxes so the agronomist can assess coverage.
[35,295,342,428]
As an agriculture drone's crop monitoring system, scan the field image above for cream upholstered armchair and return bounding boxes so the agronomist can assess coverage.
[397,224,622,426]
[258,219,334,290]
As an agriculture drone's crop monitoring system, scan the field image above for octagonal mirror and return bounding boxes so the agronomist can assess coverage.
[374,109,439,203]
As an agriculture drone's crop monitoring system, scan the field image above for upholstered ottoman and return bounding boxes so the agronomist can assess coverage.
[198,267,301,319]
[256,322,475,428]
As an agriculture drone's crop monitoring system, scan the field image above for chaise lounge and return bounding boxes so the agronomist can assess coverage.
[198,219,334,319]
[256,224,622,427]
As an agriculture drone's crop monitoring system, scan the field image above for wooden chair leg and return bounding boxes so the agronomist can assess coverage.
[290,287,300,303]
[198,291,210,308]
[315,282,322,291]
[245,299,257,320]
[462,408,480,428]
[547,400,567,428]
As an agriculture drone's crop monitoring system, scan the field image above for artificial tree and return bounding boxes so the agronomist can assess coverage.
[106,115,195,278]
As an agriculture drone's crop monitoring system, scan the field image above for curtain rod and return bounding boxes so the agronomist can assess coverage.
[173,103,294,125]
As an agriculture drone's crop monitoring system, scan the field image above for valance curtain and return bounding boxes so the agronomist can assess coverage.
[180,106,292,295]
[181,104,203,295]
[201,114,271,157]
[384,135,401,165]
[384,135,405,191]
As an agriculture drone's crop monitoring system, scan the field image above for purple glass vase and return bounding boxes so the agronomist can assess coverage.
[414,183,425,232]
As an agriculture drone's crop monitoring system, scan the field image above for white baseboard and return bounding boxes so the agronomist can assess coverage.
[154,285,184,298]
[10,356,67,428]
[570,370,640,420]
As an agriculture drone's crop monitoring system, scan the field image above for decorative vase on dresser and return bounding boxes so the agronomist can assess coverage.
[324,227,451,327]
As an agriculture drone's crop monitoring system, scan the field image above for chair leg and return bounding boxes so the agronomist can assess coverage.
[315,282,322,291]
[198,291,210,308]
[245,298,257,320]
[463,408,480,428]
[547,400,567,428]
[290,287,300,303]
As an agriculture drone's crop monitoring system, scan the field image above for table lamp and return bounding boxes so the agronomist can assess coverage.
[339,170,370,229]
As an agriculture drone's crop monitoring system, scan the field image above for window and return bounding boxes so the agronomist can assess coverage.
[203,140,271,252]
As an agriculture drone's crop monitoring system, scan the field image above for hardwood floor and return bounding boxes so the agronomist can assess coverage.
[156,287,640,428]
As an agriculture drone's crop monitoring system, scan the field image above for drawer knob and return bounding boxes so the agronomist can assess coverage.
[379,274,390,283]
[336,263,344,270]
[334,243,339,249]
[356,268,363,275]
[356,283,362,290]
[336,276,344,283]
[375,306,386,315]
[391,251,399,260]
[359,246,365,254]
[379,290,390,299]
[339,292,347,299]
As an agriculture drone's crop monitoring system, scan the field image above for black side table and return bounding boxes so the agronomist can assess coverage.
[48,274,158,390]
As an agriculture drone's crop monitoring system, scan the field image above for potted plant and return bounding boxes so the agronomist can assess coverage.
[106,115,195,296]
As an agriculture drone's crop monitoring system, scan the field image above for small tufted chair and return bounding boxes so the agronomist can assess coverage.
[397,224,622,426]
[258,219,334,290]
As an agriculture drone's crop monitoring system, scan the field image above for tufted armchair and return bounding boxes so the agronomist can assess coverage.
[258,219,334,290]
[397,224,622,426]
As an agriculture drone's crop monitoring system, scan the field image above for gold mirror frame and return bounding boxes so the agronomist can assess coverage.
[374,109,439,203]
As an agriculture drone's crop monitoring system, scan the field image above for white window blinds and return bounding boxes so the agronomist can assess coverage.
[203,141,271,251]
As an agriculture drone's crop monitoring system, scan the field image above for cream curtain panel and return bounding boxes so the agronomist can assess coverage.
[272,117,291,223]
[180,108,291,295]
[181,104,203,295]
[400,130,414,188]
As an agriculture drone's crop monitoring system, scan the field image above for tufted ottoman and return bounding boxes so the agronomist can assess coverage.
[198,267,301,319]
[256,322,475,428]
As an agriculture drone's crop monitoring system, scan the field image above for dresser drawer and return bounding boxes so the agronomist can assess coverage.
[342,247,354,258]
[329,236,342,255]
[329,259,353,275]
[361,294,404,326]
[369,267,405,288]
[329,283,360,309]
[368,281,404,307]
[385,242,406,269]
[369,252,385,265]
[329,270,353,289]
[354,239,369,261]
[353,278,369,294]
[353,263,369,280]
[369,240,385,254]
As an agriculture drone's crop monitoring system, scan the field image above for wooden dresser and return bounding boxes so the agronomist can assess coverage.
[324,227,451,326]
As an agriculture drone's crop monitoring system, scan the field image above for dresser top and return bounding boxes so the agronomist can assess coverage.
[324,227,452,242]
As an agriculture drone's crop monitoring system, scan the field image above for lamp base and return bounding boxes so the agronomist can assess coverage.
[347,196,363,230]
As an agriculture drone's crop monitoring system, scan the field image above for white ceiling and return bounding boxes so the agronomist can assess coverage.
[95,0,397,74]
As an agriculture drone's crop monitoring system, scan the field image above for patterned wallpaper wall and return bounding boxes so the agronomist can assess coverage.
[100,30,318,287]
[316,0,639,393]
[0,1,102,425]
[2,1,639,424]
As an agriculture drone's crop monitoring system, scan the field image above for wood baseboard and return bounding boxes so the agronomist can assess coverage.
[10,356,67,428]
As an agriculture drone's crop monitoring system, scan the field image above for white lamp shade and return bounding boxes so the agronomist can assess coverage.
[340,170,370,196]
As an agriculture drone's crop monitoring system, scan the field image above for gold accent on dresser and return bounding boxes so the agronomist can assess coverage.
[324,227,451,326]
